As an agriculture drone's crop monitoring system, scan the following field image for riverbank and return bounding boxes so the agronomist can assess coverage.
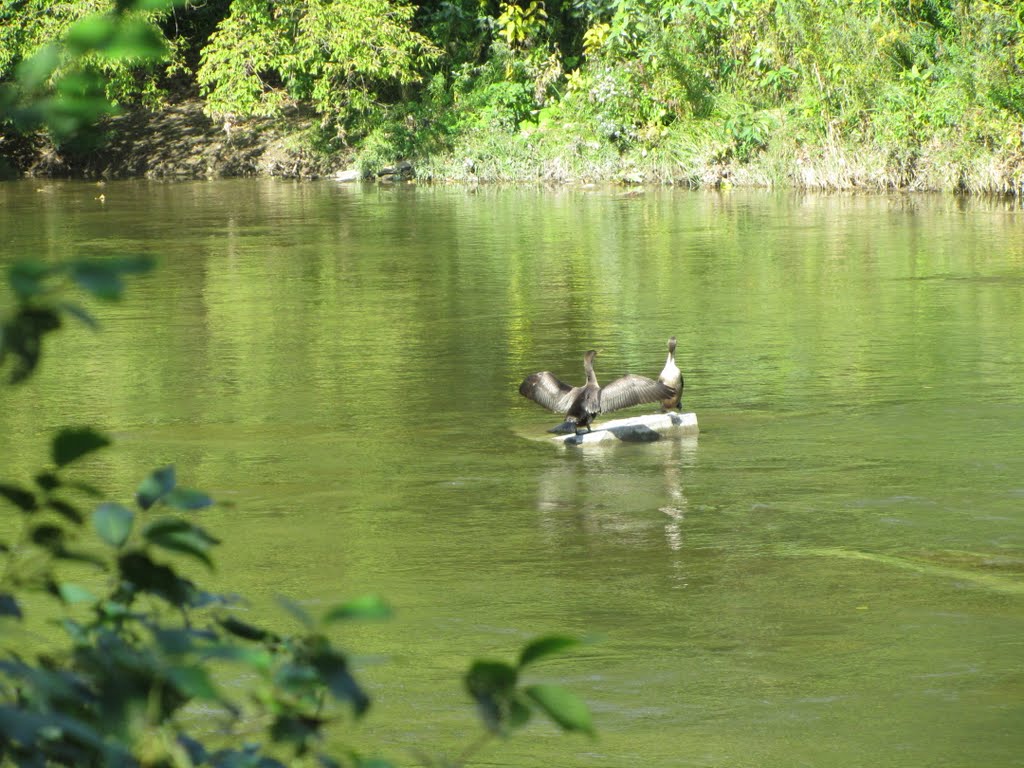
[5,97,1022,196]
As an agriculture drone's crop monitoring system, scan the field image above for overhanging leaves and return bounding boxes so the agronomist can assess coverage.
[517,635,582,668]
[93,502,134,547]
[523,684,595,736]
[143,518,220,568]
[118,551,194,607]
[136,465,176,509]
[162,487,214,511]
[0,483,37,513]
[52,427,111,467]
[322,595,392,624]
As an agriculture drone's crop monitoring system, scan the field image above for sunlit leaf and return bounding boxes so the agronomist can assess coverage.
[204,644,274,671]
[136,465,175,509]
[143,518,219,568]
[523,684,594,736]
[517,634,582,668]
[0,483,37,512]
[93,502,134,547]
[52,427,111,467]
[322,595,392,624]
[162,487,214,511]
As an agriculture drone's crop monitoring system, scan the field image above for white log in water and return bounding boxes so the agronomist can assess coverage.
[550,411,699,446]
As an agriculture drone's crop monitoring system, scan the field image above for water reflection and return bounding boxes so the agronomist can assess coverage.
[534,436,699,555]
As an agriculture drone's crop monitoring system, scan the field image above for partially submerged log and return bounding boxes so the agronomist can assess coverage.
[550,411,699,446]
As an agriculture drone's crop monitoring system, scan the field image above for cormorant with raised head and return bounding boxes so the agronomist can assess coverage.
[658,336,684,410]
[519,349,676,435]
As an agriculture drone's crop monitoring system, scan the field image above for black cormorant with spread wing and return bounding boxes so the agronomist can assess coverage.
[519,349,676,434]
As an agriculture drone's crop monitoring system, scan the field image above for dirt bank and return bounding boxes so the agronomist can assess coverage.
[8,99,347,180]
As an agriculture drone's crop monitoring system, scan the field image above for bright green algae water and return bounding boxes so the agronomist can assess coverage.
[2,181,1022,766]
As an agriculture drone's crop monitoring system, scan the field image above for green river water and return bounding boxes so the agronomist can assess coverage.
[1,180,1023,766]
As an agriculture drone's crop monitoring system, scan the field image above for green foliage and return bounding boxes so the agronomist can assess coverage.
[196,0,440,138]
[464,634,593,740]
[0,0,184,136]
[0,256,155,383]
[0,254,596,768]
[1,17,596,768]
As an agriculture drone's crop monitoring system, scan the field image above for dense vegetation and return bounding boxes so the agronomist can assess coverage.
[0,4,594,764]
[2,0,1023,190]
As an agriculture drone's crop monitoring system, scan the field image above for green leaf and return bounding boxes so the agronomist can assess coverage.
[0,484,37,512]
[218,616,279,644]
[162,487,214,511]
[15,44,60,92]
[166,665,220,701]
[3,307,61,383]
[136,465,176,509]
[93,502,134,547]
[31,523,65,552]
[52,427,111,467]
[8,260,53,300]
[55,582,97,604]
[311,649,370,716]
[132,0,187,11]
[104,19,169,60]
[466,660,518,696]
[118,551,194,606]
[65,16,118,55]
[70,260,124,300]
[322,595,392,624]
[518,635,583,668]
[523,684,594,736]
[47,499,84,525]
[465,660,518,732]
[143,518,219,568]
[0,594,22,620]
[34,472,60,492]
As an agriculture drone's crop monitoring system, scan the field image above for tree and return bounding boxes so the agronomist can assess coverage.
[196,0,441,138]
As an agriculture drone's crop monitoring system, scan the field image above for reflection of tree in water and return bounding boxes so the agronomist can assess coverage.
[533,437,698,556]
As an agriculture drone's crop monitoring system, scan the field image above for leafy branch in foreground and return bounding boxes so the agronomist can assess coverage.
[1,6,594,762]
[0,256,596,766]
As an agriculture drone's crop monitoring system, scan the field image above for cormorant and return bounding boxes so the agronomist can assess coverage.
[519,349,676,435]
[658,336,684,410]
